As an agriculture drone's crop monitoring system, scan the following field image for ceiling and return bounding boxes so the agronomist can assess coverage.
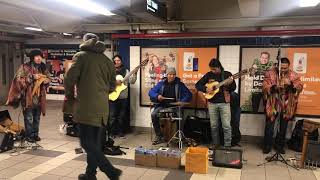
[0,0,320,39]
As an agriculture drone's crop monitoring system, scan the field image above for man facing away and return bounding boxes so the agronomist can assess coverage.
[195,58,236,148]
[64,33,122,180]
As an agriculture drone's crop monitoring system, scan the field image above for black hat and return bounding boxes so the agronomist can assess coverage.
[29,49,43,60]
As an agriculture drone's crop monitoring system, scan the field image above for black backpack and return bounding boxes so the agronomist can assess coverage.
[287,119,319,152]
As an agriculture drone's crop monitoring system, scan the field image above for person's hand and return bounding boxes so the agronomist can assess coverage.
[225,77,234,85]
[252,64,257,69]
[43,78,50,84]
[116,80,122,85]
[157,95,165,101]
[282,77,290,85]
[33,74,41,80]
[206,86,216,93]
[270,85,278,94]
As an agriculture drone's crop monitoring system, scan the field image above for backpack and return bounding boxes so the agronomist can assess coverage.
[287,119,319,152]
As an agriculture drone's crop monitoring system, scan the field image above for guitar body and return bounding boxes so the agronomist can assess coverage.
[109,75,128,101]
[204,81,220,99]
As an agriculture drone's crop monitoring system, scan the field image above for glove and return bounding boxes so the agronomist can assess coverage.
[270,85,278,94]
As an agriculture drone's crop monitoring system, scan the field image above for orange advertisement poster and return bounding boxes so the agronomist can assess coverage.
[285,47,320,116]
[177,48,217,108]
[140,47,217,108]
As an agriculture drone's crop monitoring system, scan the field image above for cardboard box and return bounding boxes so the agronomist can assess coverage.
[185,147,209,174]
[157,155,181,169]
[135,154,157,167]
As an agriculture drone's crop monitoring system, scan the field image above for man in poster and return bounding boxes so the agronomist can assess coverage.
[251,52,273,113]
[262,57,303,154]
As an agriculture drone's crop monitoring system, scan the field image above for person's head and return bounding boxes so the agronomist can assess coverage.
[59,63,64,70]
[280,57,290,74]
[260,52,270,64]
[113,55,123,68]
[82,33,99,41]
[166,67,176,83]
[209,58,223,74]
[151,55,159,66]
[29,49,43,64]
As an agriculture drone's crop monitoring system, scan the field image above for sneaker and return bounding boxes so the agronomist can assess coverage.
[119,133,126,139]
[78,174,97,180]
[109,168,122,180]
[25,137,35,143]
[152,136,165,145]
[34,136,41,141]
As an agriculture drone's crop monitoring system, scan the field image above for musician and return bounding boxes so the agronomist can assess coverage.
[195,58,236,148]
[109,55,137,138]
[262,57,303,154]
[148,67,192,145]
[6,50,50,142]
[251,52,273,113]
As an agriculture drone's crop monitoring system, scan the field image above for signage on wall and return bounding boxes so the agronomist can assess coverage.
[146,0,167,20]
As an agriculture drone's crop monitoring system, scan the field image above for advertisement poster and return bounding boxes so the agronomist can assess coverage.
[240,47,279,113]
[141,47,217,108]
[27,49,78,100]
[285,47,320,116]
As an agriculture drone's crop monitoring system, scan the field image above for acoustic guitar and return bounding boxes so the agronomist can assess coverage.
[109,59,148,101]
[204,68,255,99]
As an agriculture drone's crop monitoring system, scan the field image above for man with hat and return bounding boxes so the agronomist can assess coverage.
[6,49,50,142]
[64,33,122,180]
[148,67,192,145]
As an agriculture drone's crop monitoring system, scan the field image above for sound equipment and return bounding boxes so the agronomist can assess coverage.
[0,132,14,152]
[306,140,320,163]
[160,118,177,142]
[109,59,148,101]
[204,67,254,99]
[183,116,211,143]
[212,148,243,169]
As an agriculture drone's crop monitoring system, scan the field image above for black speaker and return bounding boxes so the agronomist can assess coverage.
[212,148,243,169]
[306,140,320,162]
[0,132,14,153]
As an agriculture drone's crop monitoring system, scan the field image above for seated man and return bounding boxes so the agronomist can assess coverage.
[148,67,192,145]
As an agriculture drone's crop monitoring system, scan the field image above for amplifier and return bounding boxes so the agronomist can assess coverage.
[212,148,243,169]
[306,140,320,162]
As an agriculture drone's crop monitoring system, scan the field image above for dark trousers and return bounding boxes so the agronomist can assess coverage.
[23,106,41,139]
[264,114,289,148]
[109,99,127,135]
[151,106,166,137]
[251,93,263,113]
[79,123,118,178]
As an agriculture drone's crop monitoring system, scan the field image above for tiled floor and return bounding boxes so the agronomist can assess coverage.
[0,101,319,180]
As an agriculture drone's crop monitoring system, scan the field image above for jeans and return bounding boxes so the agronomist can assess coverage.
[208,103,232,147]
[151,106,166,137]
[79,123,118,178]
[23,106,41,139]
[109,99,127,135]
[264,113,288,148]
[251,93,263,113]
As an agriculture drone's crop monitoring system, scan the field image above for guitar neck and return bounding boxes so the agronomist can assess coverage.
[216,71,244,88]
[122,65,141,82]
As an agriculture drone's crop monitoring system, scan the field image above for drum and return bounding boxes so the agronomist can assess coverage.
[160,118,177,142]
[158,107,178,141]
[158,107,177,118]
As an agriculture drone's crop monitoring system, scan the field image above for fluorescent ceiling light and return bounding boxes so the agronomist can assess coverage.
[57,0,115,16]
[24,27,43,31]
[299,0,320,7]
[63,33,72,36]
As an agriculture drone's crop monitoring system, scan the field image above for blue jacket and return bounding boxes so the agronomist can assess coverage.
[148,77,192,105]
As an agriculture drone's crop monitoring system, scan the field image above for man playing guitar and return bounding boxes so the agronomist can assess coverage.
[195,58,236,148]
